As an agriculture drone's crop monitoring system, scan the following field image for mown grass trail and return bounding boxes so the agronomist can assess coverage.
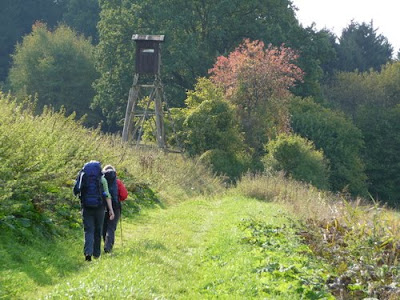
[24,196,330,299]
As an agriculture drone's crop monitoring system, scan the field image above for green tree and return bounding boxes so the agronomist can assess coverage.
[290,97,367,196]
[336,21,393,72]
[93,0,137,130]
[324,62,400,204]
[324,62,400,118]
[323,71,382,118]
[8,23,101,127]
[62,0,100,43]
[356,105,400,206]
[288,26,338,100]
[263,133,330,190]
[0,0,64,82]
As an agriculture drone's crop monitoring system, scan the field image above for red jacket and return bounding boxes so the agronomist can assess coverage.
[117,179,128,201]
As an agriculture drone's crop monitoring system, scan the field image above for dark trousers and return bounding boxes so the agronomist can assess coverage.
[103,203,121,252]
[82,206,105,257]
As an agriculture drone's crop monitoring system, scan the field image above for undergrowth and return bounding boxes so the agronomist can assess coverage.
[240,217,333,299]
[235,173,400,299]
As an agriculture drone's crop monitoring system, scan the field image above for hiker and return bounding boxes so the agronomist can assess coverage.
[102,165,128,253]
[73,161,115,261]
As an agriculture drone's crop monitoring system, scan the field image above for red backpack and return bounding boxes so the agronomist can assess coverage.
[117,179,128,202]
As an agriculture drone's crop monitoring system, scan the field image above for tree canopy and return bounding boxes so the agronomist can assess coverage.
[0,0,64,82]
[9,23,101,127]
[335,21,393,72]
[0,0,101,84]
[93,0,305,129]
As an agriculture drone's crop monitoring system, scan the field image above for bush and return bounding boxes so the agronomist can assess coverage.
[263,134,330,189]
[181,78,246,156]
[199,149,250,181]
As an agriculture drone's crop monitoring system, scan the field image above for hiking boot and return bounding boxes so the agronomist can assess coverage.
[85,255,92,262]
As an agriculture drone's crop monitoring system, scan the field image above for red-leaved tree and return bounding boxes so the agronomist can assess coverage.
[209,39,303,155]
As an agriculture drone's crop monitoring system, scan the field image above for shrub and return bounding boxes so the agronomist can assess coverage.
[199,149,250,181]
[263,134,329,189]
[181,78,245,156]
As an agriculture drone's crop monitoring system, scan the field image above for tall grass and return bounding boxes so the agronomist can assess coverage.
[0,92,223,237]
[234,172,400,299]
[234,172,336,220]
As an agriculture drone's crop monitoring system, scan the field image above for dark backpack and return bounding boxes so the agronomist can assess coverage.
[74,161,104,208]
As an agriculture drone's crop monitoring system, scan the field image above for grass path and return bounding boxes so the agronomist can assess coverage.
[22,196,329,299]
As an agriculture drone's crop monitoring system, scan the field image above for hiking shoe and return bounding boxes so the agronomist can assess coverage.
[85,255,92,262]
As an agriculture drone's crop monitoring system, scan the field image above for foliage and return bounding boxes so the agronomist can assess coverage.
[210,39,303,156]
[324,62,400,118]
[240,218,333,299]
[181,78,245,156]
[302,201,400,299]
[93,0,304,129]
[162,78,250,180]
[235,173,400,299]
[335,21,393,72]
[376,62,400,107]
[0,0,64,82]
[62,0,100,43]
[0,94,97,236]
[199,149,250,181]
[323,70,381,118]
[8,23,101,127]
[0,93,223,237]
[289,26,338,100]
[356,105,400,206]
[93,1,137,130]
[263,133,330,190]
[324,62,400,203]
[290,97,368,196]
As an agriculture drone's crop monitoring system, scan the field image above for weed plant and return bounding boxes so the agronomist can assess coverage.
[235,172,400,299]
[240,217,334,299]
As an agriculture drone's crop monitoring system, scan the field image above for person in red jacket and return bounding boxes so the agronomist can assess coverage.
[102,165,128,253]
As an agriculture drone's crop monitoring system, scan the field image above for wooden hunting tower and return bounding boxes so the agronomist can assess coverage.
[122,34,167,148]
[133,34,164,74]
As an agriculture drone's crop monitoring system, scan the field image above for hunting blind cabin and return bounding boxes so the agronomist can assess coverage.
[122,34,167,148]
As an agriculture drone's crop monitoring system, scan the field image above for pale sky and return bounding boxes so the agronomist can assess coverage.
[291,0,400,53]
